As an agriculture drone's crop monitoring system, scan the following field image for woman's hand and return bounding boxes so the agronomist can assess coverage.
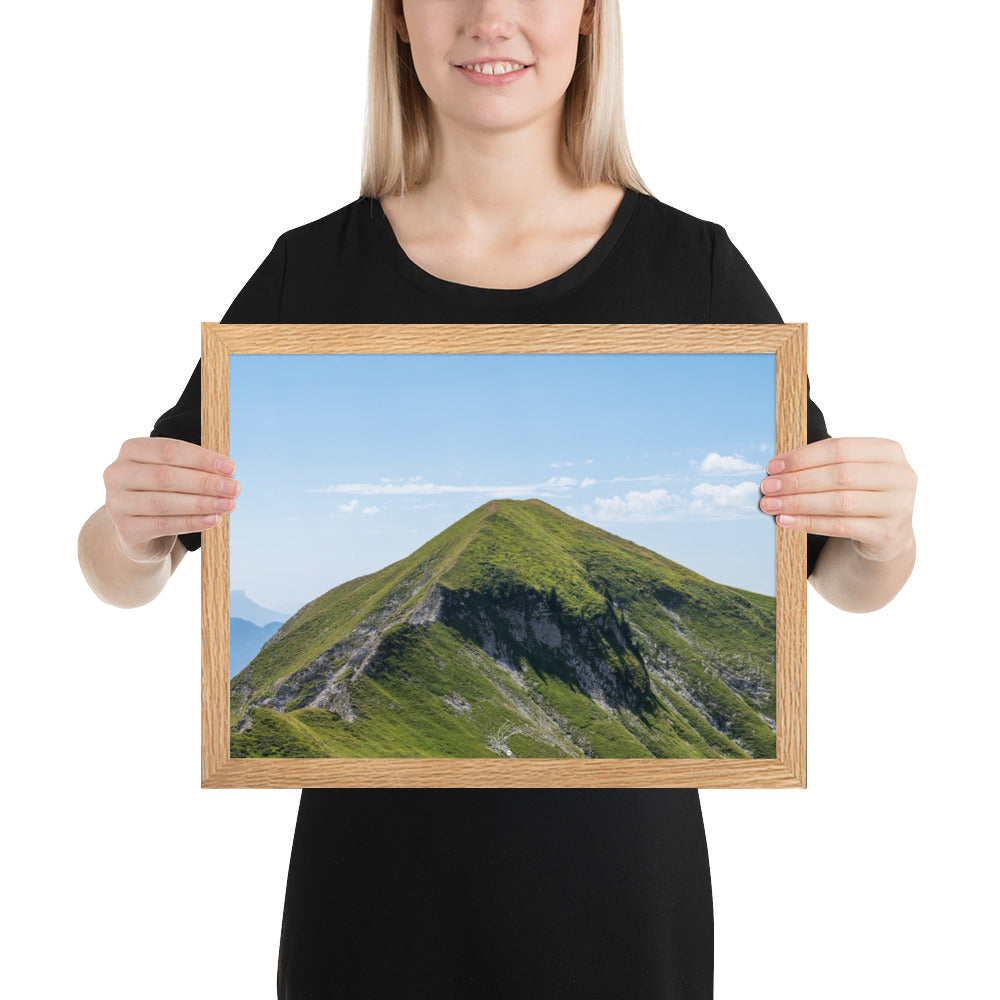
[759,437,916,561]
[103,437,240,562]
[758,437,917,612]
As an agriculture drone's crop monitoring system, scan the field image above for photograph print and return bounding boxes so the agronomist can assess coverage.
[227,344,781,764]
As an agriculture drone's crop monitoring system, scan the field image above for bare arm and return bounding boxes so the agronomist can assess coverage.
[78,437,239,609]
[808,533,916,613]
[78,506,189,608]
[759,437,917,613]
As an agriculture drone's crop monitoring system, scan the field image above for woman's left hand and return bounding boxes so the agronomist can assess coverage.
[759,437,917,562]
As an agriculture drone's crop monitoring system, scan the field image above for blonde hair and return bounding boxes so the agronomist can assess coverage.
[360,0,652,199]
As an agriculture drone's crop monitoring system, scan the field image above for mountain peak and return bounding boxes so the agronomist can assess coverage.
[473,496,557,515]
[229,589,289,629]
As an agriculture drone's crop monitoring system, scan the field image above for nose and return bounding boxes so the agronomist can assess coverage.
[464,0,517,42]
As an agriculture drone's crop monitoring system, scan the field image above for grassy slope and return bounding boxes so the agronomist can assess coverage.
[231,499,776,760]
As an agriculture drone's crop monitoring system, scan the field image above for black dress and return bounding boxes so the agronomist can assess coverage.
[152,188,830,999]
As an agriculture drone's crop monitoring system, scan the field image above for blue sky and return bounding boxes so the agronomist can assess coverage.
[230,353,777,613]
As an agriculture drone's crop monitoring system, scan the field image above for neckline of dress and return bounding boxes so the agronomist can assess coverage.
[369,188,640,304]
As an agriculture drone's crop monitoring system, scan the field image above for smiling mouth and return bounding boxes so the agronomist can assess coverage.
[456,61,529,76]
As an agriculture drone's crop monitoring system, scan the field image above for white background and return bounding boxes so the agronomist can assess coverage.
[4,2,996,996]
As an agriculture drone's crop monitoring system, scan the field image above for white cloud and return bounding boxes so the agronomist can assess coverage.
[313,476,577,497]
[337,499,380,515]
[690,481,760,511]
[699,452,763,475]
[610,474,670,484]
[586,489,684,523]
[580,476,598,488]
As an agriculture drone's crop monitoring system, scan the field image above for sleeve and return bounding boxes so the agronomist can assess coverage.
[148,234,287,552]
[803,380,831,577]
[709,224,832,577]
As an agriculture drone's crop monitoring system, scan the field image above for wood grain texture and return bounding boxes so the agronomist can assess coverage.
[201,324,231,785]
[200,323,808,789]
[775,324,808,787]
[203,322,795,355]
[203,757,805,789]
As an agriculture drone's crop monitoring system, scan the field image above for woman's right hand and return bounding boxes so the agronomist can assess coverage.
[103,437,240,563]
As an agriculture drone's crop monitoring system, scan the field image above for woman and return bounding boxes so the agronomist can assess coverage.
[79,1,917,995]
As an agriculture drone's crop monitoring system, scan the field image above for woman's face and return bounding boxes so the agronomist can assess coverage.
[394,0,594,139]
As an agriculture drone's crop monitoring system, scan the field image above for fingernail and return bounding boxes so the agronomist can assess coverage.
[214,497,235,512]
[768,458,785,474]
[202,514,222,527]
[216,457,235,475]
[777,514,796,526]
[762,478,782,493]
[761,497,782,512]
[218,478,239,496]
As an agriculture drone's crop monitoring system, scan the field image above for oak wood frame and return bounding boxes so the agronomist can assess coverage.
[202,323,807,789]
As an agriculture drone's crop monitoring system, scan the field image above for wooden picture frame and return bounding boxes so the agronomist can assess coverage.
[202,323,807,789]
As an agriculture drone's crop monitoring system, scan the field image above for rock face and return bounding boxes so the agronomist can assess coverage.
[230,499,777,760]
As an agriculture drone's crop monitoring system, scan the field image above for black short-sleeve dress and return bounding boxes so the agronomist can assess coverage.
[153,189,830,999]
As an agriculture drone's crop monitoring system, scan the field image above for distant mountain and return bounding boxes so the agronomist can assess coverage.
[231,499,777,760]
[230,617,283,677]
[230,590,289,628]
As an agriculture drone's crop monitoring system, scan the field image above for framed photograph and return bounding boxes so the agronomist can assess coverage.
[201,323,807,789]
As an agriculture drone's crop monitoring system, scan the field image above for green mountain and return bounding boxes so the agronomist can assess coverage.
[230,499,777,760]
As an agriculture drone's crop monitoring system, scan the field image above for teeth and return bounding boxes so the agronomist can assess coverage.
[463,61,525,75]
